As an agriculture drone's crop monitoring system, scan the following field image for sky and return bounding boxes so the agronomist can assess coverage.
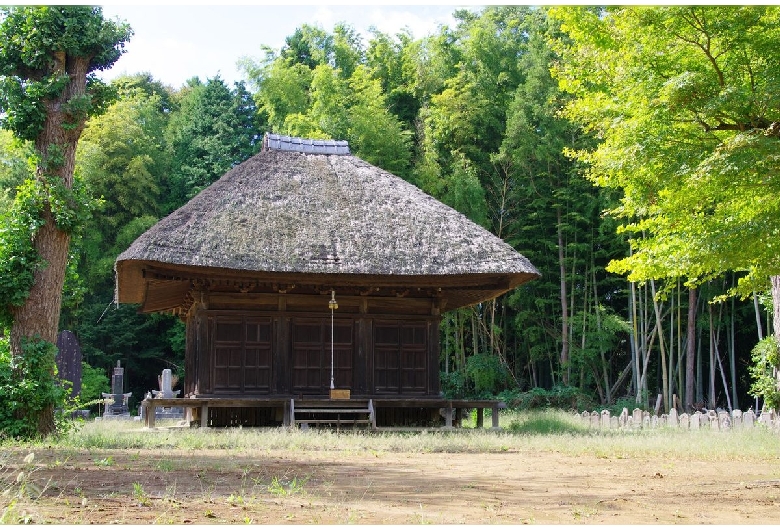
[98,3,474,89]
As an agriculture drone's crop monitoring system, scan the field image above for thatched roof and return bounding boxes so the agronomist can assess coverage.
[115,136,539,311]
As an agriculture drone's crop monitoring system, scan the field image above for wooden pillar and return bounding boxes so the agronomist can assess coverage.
[184,314,197,396]
[356,298,369,394]
[427,316,441,396]
[143,399,155,428]
[200,404,209,428]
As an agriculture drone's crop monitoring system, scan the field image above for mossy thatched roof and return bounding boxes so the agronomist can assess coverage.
[115,142,539,311]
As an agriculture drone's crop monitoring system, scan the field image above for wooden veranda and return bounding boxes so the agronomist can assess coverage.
[140,396,506,430]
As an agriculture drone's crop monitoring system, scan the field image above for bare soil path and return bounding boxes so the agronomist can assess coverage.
[5,444,780,524]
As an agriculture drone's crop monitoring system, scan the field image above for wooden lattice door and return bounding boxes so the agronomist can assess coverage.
[291,317,353,394]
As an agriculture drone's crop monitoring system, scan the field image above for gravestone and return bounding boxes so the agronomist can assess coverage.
[743,409,755,428]
[150,369,184,420]
[668,408,679,428]
[690,411,701,429]
[600,409,611,429]
[718,411,731,430]
[708,410,719,430]
[56,330,82,399]
[732,409,743,428]
[679,413,689,430]
[590,411,600,429]
[619,407,628,428]
[632,408,643,428]
[102,361,132,419]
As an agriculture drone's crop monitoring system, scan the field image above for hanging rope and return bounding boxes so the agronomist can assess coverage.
[329,290,338,390]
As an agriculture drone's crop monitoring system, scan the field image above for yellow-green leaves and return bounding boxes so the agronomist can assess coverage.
[551,6,780,292]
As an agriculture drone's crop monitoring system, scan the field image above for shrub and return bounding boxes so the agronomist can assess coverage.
[465,353,511,397]
[79,361,109,404]
[749,336,780,410]
[506,409,590,435]
[0,334,67,439]
[440,370,467,399]
[500,385,595,412]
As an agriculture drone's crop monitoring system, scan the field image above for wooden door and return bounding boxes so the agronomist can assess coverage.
[374,320,428,394]
[212,317,273,393]
[291,317,354,394]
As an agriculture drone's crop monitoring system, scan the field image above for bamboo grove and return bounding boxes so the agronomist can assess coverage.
[2,6,778,416]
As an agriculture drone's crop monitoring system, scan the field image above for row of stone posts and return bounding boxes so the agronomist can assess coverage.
[576,407,780,431]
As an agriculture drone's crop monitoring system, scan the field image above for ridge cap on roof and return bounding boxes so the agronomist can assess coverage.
[263,133,350,155]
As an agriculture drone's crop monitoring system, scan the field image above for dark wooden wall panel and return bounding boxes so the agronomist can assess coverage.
[211,316,273,394]
[373,320,428,395]
[191,304,441,398]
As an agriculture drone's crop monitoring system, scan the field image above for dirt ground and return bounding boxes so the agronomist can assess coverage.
[4,442,780,525]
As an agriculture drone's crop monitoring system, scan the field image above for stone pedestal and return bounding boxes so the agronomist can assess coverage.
[148,369,184,420]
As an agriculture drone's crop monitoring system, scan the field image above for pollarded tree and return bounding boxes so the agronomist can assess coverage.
[0,6,131,436]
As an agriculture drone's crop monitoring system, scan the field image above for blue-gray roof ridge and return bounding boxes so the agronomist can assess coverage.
[263,133,350,155]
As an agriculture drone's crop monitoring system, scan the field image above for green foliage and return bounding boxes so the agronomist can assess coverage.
[0,179,45,328]
[499,386,595,412]
[0,335,66,440]
[465,353,511,397]
[506,409,590,435]
[0,130,33,210]
[267,476,308,497]
[75,86,167,291]
[441,354,513,399]
[79,361,109,404]
[41,172,97,234]
[0,171,98,328]
[550,6,780,294]
[569,307,631,380]
[245,23,413,179]
[0,6,132,142]
[439,370,467,399]
[749,337,780,410]
[281,24,335,70]
[165,76,260,211]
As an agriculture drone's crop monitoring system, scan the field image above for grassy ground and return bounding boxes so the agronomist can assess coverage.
[31,408,779,458]
[2,409,780,524]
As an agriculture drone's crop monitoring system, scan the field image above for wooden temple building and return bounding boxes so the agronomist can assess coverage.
[115,134,540,429]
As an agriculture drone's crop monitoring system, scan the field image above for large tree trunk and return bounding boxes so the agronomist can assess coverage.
[9,55,89,436]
